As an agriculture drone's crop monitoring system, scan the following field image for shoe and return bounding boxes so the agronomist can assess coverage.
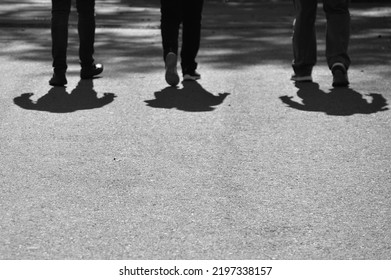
[80,63,104,79]
[165,52,180,86]
[183,70,201,81]
[290,73,312,82]
[49,71,67,86]
[332,63,349,87]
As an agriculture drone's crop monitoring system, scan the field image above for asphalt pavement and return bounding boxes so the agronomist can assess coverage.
[0,0,391,259]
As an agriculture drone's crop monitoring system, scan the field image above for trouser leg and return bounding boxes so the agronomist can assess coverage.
[160,0,181,61]
[323,0,351,69]
[51,0,71,71]
[181,0,204,73]
[76,0,95,67]
[292,0,318,75]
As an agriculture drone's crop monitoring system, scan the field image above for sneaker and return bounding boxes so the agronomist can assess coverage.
[290,73,312,82]
[165,52,180,86]
[49,71,67,86]
[183,70,201,81]
[332,62,349,87]
[80,63,104,79]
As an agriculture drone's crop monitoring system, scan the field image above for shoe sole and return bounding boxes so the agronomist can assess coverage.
[291,75,313,82]
[80,69,103,79]
[49,77,67,86]
[80,64,104,79]
[49,81,66,86]
[183,74,201,81]
[165,53,180,86]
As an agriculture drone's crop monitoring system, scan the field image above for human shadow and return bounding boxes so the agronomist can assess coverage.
[280,82,388,116]
[13,79,116,113]
[145,81,230,112]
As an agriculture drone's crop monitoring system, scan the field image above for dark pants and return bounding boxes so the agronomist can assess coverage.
[160,0,204,73]
[51,0,95,71]
[292,0,351,74]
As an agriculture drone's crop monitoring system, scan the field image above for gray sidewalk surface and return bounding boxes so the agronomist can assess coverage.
[0,0,390,259]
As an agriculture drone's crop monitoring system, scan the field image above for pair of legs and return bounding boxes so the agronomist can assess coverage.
[50,0,102,86]
[292,0,351,86]
[160,0,204,86]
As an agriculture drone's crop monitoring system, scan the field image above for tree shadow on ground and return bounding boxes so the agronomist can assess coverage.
[279,82,388,116]
[1,2,390,75]
[145,81,230,112]
[13,79,116,113]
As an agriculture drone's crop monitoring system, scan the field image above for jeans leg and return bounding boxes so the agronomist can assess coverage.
[292,0,318,74]
[76,0,95,67]
[51,0,71,71]
[323,0,351,69]
[160,0,181,61]
[181,0,204,73]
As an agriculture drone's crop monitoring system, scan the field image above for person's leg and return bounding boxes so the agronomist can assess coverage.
[76,0,95,67]
[292,0,318,80]
[76,0,103,79]
[161,0,181,86]
[51,0,71,72]
[323,0,350,86]
[50,0,71,85]
[181,0,204,77]
[160,0,182,60]
[323,0,350,69]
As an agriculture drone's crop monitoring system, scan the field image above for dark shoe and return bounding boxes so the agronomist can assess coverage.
[49,71,67,86]
[80,63,104,79]
[183,70,201,81]
[165,52,180,86]
[332,63,349,87]
[290,73,313,82]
